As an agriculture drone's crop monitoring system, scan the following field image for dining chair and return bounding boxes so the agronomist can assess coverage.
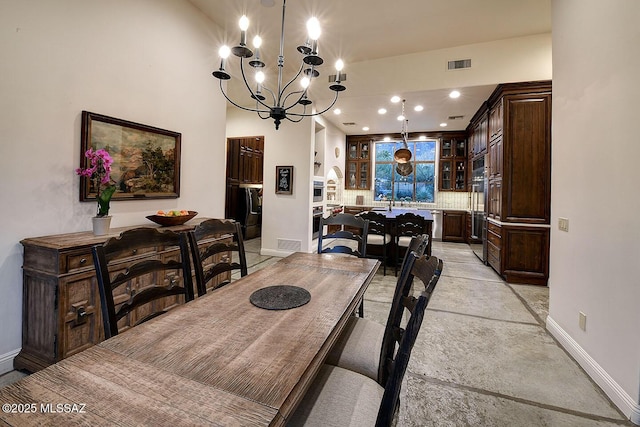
[356,211,392,275]
[187,218,248,296]
[394,211,429,275]
[317,213,369,258]
[92,227,195,339]
[317,213,369,317]
[288,252,443,427]
[325,234,431,384]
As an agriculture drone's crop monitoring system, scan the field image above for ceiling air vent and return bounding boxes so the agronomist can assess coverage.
[448,115,465,120]
[447,59,471,70]
[342,122,356,126]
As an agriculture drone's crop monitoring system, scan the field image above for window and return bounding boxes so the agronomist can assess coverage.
[373,140,436,203]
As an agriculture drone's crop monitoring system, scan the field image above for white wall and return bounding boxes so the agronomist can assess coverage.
[548,0,640,423]
[0,0,227,372]
[225,108,316,255]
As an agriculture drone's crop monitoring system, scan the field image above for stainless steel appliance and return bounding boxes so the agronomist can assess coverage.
[469,156,487,263]
[313,181,324,202]
[312,206,323,239]
[238,183,262,240]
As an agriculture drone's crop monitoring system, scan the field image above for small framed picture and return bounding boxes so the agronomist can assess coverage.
[275,166,293,195]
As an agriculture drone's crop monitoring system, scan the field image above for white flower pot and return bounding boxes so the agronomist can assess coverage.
[92,216,112,236]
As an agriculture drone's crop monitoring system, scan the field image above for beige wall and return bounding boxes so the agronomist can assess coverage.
[0,0,228,370]
[549,0,640,422]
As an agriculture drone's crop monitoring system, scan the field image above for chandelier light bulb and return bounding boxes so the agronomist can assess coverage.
[300,76,310,88]
[335,59,344,71]
[219,45,231,59]
[253,35,262,49]
[239,15,250,31]
[255,71,265,84]
[307,17,321,40]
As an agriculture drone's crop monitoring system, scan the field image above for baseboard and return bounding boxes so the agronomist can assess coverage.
[0,349,20,375]
[547,316,640,425]
[260,248,292,257]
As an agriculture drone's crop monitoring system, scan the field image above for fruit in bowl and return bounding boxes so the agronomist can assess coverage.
[146,210,198,226]
[156,209,190,217]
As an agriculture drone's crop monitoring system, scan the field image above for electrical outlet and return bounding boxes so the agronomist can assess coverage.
[558,217,569,232]
[579,311,587,331]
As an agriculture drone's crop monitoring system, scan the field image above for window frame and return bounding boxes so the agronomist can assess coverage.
[373,139,438,203]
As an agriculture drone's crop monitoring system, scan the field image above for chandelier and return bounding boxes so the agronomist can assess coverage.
[212,0,346,130]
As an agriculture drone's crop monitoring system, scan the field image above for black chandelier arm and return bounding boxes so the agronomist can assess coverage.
[218,80,271,114]
[277,61,306,106]
[285,90,339,118]
[285,114,306,123]
[239,59,274,111]
[281,89,307,109]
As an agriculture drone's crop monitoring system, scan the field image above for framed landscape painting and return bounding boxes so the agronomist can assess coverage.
[79,111,181,201]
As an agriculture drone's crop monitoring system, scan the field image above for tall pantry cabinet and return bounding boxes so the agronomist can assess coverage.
[485,81,552,285]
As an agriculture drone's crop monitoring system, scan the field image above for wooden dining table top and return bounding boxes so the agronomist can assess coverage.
[0,252,380,427]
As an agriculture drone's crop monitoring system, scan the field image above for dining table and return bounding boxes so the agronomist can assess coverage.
[0,252,380,426]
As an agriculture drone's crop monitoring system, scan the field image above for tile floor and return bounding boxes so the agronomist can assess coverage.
[1,238,634,426]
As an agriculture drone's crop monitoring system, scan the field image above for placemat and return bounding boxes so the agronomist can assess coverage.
[250,285,311,310]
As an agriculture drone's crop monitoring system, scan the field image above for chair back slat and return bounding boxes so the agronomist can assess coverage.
[188,219,247,296]
[317,213,369,258]
[92,227,194,339]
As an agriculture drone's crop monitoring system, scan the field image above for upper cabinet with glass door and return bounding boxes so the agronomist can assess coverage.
[345,137,371,190]
[438,136,467,191]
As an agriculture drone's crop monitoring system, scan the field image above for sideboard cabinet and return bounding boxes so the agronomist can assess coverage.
[15,219,230,372]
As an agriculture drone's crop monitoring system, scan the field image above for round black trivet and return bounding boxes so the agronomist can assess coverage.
[249,285,311,310]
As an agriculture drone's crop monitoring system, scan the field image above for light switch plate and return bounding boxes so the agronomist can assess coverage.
[558,217,569,232]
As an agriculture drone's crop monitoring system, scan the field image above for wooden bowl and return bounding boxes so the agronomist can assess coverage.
[146,211,198,226]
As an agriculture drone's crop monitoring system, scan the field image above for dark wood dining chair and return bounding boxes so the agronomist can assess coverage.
[288,252,443,427]
[317,213,369,316]
[92,227,195,339]
[395,211,429,275]
[357,211,392,275]
[317,213,369,258]
[187,218,248,296]
[325,234,431,384]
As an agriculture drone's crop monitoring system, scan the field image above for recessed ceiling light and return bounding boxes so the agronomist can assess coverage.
[390,96,401,103]
[414,105,424,112]
[362,126,369,131]
[333,108,341,115]
[383,136,391,142]
[397,114,405,121]
[418,135,427,140]
[378,108,387,114]
[440,122,448,127]
[449,90,461,99]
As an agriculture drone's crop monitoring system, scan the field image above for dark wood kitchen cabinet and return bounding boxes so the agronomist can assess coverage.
[226,136,264,184]
[15,220,230,372]
[483,81,552,285]
[439,135,467,192]
[345,136,371,190]
[442,210,466,242]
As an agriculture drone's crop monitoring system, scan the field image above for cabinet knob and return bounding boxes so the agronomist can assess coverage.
[74,306,88,325]
[79,258,87,265]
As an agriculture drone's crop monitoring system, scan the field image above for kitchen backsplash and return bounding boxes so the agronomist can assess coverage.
[341,190,471,210]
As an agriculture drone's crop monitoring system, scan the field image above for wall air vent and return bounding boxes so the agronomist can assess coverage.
[448,115,465,120]
[342,122,356,126]
[447,59,472,70]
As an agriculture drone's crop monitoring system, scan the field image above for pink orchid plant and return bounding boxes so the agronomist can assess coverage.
[76,148,116,217]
